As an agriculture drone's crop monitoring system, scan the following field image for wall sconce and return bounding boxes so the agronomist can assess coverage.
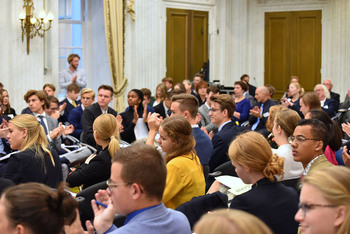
[18,0,54,55]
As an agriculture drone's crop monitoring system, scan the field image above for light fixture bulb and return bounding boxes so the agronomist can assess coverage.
[30,17,36,24]
[18,9,26,20]
[47,11,54,21]
[38,9,46,19]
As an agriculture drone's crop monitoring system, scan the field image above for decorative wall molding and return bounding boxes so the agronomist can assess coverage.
[257,0,329,5]
[164,0,215,6]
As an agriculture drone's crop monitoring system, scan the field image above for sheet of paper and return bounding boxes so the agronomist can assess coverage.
[216,175,252,195]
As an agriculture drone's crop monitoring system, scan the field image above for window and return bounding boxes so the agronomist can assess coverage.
[58,0,84,72]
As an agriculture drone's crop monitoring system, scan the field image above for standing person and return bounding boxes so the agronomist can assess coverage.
[227,131,299,234]
[295,166,350,234]
[232,81,251,125]
[82,85,118,149]
[1,89,16,120]
[0,183,77,234]
[66,114,120,189]
[59,54,87,92]
[69,88,95,139]
[2,114,62,188]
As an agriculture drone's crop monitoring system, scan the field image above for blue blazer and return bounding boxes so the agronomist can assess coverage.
[230,178,299,234]
[192,127,213,165]
[68,105,83,139]
[322,98,337,118]
[59,98,81,123]
[209,121,241,172]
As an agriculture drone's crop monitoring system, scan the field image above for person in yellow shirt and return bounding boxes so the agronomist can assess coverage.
[147,115,205,209]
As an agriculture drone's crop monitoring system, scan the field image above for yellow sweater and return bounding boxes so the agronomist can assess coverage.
[163,153,206,209]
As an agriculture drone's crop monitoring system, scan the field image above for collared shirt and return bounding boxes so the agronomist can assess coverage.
[33,112,51,140]
[218,120,231,132]
[303,154,323,176]
[205,102,210,110]
[100,107,108,114]
[191,124,199,128]
[163,103,169,116]
[59,67,87,90]
[124,204,162,225]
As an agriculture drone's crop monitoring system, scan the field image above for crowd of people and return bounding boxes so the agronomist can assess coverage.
[0,54,350,233]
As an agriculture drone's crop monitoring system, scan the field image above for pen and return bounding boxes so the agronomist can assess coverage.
[95,200,108,208]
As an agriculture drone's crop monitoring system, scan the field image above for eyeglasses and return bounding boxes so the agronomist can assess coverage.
[209,108,221,113]
[298,203,337,217]
[106,179,130,192]
[288,135,320,144]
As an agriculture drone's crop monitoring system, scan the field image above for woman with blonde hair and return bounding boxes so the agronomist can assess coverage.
[281,82,304,117]
[272,109,304,181]
[153,83,167,107]
[194,209,272,234]
[2,114,62,188]
[228,131,299,234]
[295,166,350,234]
[157,116,205,209]
[66,113,120,189]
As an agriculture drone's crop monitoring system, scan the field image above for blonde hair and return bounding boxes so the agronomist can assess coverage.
[160,116,196,163]
[9,114,55,167]
[290,82,305,96]
[274,109,301,137]
[194,209,273,234]
[81,88,95,99]
[228,131,284,181]
[155,83,167,101]
[303,166,350,234]
[93,113,120,157]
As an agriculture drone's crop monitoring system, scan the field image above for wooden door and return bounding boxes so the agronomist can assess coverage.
[166,8,208,84]
[265,11,322,99]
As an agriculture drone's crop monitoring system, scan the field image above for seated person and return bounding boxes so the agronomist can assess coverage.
[66,114,120,189]
[2,114,62,188]
[147,116,205,209]
[1,89,16,120]
[232,81,251,125]
[59,83,81,123]
[45,96,63,121]
[43,83,56,97]
[249,86,277,137]
[199,86,220,133]
[68,143,192,234]
[323,79,340,111]
[314,84,337,118]
[68,88,95,139]
[194,209,272,234]
[281,82,304,118]
[295,166,350,234]
[152,83,167,107]
[0,183,77,234]
[153,90,184,119]
[210,131,299,234]
[195,80,208,107]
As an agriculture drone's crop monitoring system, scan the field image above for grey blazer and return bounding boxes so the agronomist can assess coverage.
[198,103,218,133]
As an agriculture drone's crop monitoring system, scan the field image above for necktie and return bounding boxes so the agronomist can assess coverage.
[72,100,77,107]
[38,115,48,135]
[251,103,264,131]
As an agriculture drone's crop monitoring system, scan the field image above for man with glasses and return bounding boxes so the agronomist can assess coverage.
[208,94,241,172]
[85,143,191,234]
[290,119,333,176]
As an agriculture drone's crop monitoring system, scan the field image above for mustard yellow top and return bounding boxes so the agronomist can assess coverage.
[163,152,206,209]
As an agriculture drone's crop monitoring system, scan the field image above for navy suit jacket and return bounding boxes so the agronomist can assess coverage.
[82,103,117,148]
[68,105,83,139]
[154,102,167,119]
[192,127,213,165]
[59,98,81,123]
[249,99,277,136]
[230,178,299,234]
[209,121,241,172]
[330,91,340,111]
[322,98,337,118]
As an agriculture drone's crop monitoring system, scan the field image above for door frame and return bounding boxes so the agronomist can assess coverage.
[162,1,216,81]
